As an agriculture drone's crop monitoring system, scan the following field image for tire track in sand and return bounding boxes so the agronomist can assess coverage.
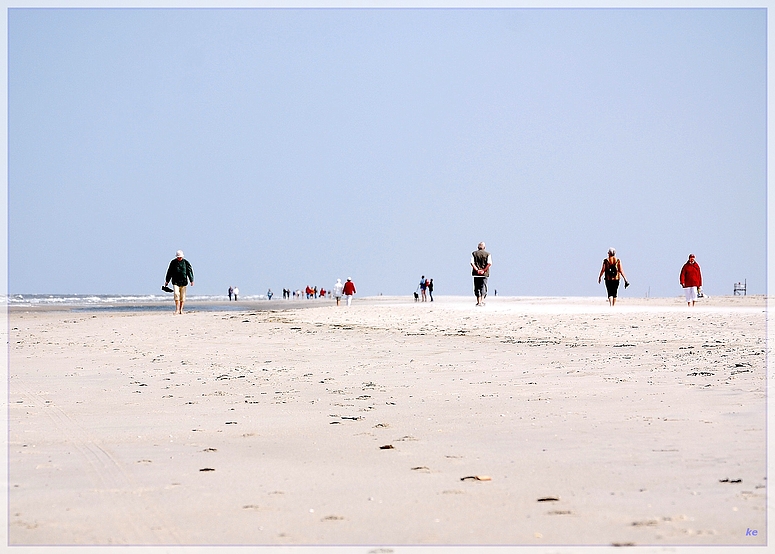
[13,379,182,543]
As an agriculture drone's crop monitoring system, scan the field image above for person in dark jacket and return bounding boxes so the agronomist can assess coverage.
[164,250,194,314]
[471,242,492,306]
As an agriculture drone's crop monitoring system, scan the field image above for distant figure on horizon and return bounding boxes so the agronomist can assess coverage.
[228,286,233,301]
[233,287,239,301]
[164,250,194,315]
[471,242,492,307]
[333,278,344,306]
[343,277,356,306]
[428,278,434,301]
[419,276,427,302]
[267,289,273,300]
[680,254,703,307]
[598,248,628,306]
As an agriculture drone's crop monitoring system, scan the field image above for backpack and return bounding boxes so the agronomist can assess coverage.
[605,258,619,280]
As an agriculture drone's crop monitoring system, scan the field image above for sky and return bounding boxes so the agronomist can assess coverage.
[7,6,767,298]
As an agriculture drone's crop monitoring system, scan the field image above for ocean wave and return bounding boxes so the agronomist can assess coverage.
[4,294,270,305]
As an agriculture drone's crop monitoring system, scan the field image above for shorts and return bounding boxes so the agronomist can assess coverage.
[173,284,187,302]
[473,276,488,298]
[684,286,697,302]
[605,279,619,298]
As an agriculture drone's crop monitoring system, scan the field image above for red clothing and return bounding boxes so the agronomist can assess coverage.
[680,261,702,288]
[343,281,356,295]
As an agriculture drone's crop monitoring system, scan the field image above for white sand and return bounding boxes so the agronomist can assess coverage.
[8,295,767,548]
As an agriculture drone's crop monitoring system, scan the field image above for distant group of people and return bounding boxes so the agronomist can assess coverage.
[415,276,434,302]
[163,244,706,313]
[282,288,311,299]
[302,285,326,299]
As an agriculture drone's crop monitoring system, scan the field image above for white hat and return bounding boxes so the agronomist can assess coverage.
[176,250,184,258]
[347,277,352,281]
[336,278,341,283]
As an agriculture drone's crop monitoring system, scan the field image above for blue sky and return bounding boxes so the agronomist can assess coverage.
[8,7,766,297]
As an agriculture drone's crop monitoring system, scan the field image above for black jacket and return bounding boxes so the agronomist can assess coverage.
[166,258,194,287]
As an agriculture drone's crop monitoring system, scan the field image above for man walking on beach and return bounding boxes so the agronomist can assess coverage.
[342,277,356,306]
[680,254,703,307]
[471,242,492,306]
[164,250,194,314]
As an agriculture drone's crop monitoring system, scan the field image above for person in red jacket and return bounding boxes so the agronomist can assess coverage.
[342,277,357,306]
[680,254,703,307]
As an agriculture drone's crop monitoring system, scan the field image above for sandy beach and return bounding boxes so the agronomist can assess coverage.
[8,295,767,547]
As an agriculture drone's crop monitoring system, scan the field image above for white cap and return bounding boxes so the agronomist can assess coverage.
[176,250,184,258]
[336,278,341,283]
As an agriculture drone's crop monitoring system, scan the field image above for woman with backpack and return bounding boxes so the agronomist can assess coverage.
[598,248,629,306]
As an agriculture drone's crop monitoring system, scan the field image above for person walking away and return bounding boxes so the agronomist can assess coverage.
[680,254,703,307]
[164,250,194,314]
[343,277,356,306]
[333,278,344,306]
[233,287,239,301]
[228,286,233,301]
[267,289,273,300]
[598,248,628,306]
[471,242,492,306]
[428,278,434,301]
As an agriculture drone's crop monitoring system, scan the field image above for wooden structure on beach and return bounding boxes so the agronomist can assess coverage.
[733,280,747,295]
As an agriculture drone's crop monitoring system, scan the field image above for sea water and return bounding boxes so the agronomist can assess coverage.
[4,293,276,312]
